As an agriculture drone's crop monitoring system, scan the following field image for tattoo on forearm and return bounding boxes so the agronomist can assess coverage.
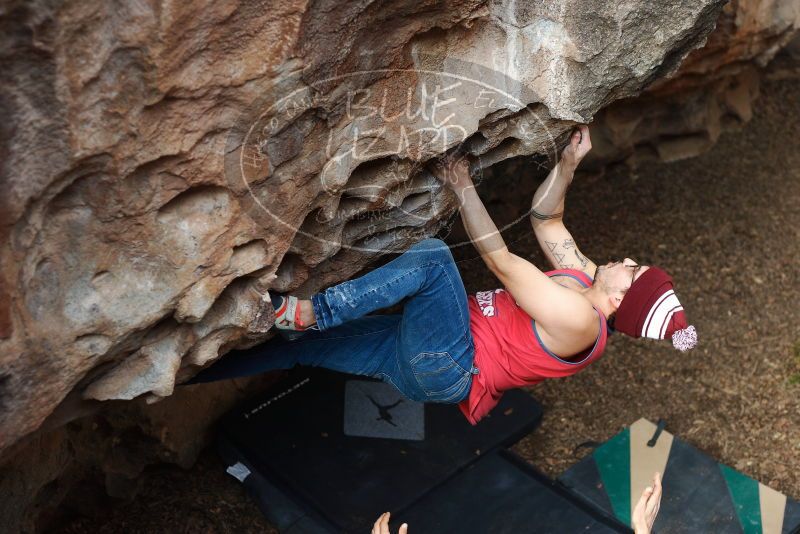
[545,238,586,270]
[554,252,576,269]
[574,249,588,268]
[530,209,563,221]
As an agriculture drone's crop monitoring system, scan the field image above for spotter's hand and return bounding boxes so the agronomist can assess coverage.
[560,125,592,169]
[372,512,408,534]
[632,472,662,534]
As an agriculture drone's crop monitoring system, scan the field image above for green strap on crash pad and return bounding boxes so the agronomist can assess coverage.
[594,426,631,525]
[720,463,762,534]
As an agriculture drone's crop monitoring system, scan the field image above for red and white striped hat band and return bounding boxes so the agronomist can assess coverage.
[614,266,697,352]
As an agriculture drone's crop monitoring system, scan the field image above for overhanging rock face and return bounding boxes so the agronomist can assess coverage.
[0,0,726,453]
[587,0,800,168]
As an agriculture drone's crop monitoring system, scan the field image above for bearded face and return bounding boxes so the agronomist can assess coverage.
[596,259,649,296]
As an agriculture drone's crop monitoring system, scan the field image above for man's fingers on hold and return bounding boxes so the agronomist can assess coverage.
[399,523,408,534]
[578,124,591,147]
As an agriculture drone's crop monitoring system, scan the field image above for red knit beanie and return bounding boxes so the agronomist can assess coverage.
[614,267,697,352]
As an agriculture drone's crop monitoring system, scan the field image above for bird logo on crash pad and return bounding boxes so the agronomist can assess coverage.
[367,394,403,427]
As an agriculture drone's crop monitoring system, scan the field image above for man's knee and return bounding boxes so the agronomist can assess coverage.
[410,238,453,263]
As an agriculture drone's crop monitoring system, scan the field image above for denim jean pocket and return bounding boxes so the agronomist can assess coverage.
[410,351,470,402]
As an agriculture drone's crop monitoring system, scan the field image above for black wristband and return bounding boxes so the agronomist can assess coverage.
[530,209,563,221]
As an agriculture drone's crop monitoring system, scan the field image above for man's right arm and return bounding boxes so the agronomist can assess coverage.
[429,154,598,354]
[530,126,597,278]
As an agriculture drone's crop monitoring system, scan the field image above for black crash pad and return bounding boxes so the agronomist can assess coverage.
[216,370,543,533]
[395,450,627,533]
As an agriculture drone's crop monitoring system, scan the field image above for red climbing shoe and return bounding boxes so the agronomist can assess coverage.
[271,293,318,340]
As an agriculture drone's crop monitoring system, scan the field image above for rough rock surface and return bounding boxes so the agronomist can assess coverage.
[587,0,800,168]
[2,0,800,532]
[0,0,726,455]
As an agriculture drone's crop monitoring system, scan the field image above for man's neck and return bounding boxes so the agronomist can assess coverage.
[581,285,615,319]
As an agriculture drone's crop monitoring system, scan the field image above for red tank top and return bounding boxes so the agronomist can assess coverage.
[459,269,608,425]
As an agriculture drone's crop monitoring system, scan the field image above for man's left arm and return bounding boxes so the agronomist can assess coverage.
[531,126,597,278]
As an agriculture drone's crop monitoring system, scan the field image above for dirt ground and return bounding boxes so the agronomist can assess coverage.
[56,59,799,532]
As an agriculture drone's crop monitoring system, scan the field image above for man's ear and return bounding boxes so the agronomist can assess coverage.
[609,292,623,312]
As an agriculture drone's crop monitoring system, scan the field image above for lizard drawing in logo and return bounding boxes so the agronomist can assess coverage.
[367,394,403,427]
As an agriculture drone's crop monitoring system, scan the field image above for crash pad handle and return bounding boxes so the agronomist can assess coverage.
[647,419,666,447]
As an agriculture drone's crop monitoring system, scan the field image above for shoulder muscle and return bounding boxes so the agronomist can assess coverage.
[492,253,597,339]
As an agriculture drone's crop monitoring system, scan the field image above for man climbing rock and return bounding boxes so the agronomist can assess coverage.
[189,126,696,424]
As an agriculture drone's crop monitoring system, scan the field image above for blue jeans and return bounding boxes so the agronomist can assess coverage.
[189,239,478,403]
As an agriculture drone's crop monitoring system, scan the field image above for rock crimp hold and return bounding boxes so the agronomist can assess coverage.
[1,0,728,454]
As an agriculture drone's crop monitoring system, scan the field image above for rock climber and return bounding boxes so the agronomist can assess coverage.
[188,125,696,425]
